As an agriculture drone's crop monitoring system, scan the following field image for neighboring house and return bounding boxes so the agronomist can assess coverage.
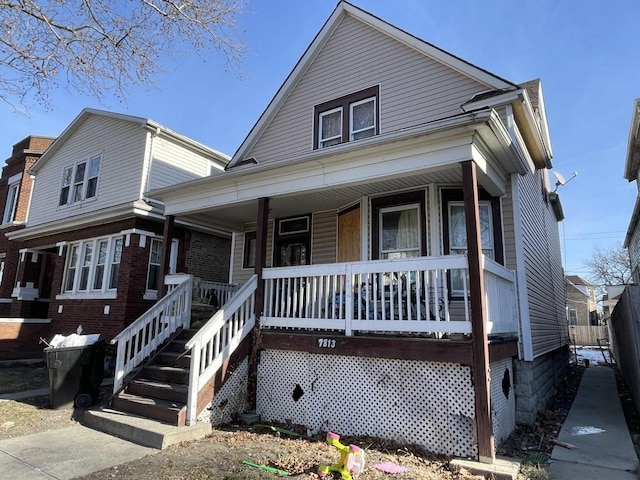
[0,136,55,358]
[565,275,599,326]
[111,2,567,464]
[1,109,232,349]
[625,98,640,284]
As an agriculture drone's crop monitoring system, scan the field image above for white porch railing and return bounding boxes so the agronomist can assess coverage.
[193,279,239,306]
[184,274,257,426]
[111,274,193,394]
[483,257,519,335]
[262,255,470,336]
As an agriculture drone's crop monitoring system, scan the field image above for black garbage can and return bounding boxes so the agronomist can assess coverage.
[45,340,106,409]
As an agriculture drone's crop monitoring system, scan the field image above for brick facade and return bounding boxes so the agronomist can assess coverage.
[185,230,232,283]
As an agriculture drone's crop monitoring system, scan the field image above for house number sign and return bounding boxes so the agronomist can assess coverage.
[317,338,337,349]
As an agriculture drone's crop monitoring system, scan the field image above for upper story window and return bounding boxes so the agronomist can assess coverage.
[59,155,101,206]
[62,235,122,295]
[314,85,379,149]
[2,173,22,225]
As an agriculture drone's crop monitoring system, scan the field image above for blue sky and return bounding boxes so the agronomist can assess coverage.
[2,0,639,280]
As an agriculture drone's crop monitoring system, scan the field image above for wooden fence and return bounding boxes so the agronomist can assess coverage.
[568,325,608,346]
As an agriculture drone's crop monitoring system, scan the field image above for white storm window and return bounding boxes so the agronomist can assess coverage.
[59,155,101,206]
[63,235,123,294]
[147,238,162,291]
[379,204,421,259]
[3,175,21,224]
[448,201,494,295]
[318,107,343,148]
[350,97,376,140]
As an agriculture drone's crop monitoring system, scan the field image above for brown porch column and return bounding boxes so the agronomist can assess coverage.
[461,160,495,464]
[157,214,175,298]
[247,197,269,411]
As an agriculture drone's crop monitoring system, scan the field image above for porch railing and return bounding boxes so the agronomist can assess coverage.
[193,279,239,306]
[261,256,470,336]
[111,274,192,393]
[483,257,519,335]
[184,274,257,426]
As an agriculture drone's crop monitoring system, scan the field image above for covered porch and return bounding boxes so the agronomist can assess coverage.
[150,110,532,462]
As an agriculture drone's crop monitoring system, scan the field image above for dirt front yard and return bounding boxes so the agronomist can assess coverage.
[1,360,592,479]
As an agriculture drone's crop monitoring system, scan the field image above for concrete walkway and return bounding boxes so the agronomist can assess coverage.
[0,425,156,480]
[549,366,639,479]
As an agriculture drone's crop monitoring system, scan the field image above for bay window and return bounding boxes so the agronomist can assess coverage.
[62,235,122,295]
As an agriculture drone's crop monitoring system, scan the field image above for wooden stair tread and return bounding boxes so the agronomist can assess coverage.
[117,392,185,411]
[131,378,188,391]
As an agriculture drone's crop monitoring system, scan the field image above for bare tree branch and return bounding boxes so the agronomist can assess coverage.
[0,0,245,110]
[583,242,632,287]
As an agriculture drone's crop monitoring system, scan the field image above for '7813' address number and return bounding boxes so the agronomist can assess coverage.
[317,338,337,349]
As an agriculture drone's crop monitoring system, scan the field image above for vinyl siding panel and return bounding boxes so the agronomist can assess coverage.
[517,171,568,357]
[232,221,274,286]
[502,179,517,271]
[312,211,337,264]
[28,115,146,227]
[147,136,214,192]
[246,14,489,165]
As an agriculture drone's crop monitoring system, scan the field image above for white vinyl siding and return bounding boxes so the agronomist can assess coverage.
[245,14,488,165]
[312,211,337,264]
[517,171,568,357]
[146,136,221,192]
[28,115,147,227]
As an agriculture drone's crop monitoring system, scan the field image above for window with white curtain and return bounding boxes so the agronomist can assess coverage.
[379,203,421,259]
[448,201,494,294]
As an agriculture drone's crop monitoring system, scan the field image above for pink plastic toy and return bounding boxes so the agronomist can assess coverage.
[318,432,365,479]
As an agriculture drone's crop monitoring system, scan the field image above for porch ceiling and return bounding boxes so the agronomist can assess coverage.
[176,165,462,231]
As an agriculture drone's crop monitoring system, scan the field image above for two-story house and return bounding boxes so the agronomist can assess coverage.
[103,2,568,465]
[565,275,599,326]
[3,109,232,347]
[0,136,55,359]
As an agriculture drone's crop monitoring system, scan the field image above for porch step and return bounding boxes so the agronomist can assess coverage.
[142,365,189,384]
[156,351,191,368]
[112,392,186,425]
[127,379,189,403]
[83,408,211,449]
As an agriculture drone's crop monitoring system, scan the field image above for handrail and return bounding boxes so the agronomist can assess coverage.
[111,274,192,394]
[185,274,258,425]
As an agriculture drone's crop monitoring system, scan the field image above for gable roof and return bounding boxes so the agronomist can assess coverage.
[566,275,593,287]
[227,0,520,169]
[30,108,230,174]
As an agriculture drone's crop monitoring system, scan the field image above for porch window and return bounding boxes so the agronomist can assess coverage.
[243,232,256,269]
[147,238,162,290]
[379,204,421,259]
[62,235,123,295]
[59,154,101,206]
[2,174,21,224]
[146,238,178,292]
[568,308,578,325]
[448,201,494,295]
[314,85,379,149]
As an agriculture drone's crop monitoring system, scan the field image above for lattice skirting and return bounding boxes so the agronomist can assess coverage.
[256,350,479,457]
[490,357,516,444]
[198,359,248,425]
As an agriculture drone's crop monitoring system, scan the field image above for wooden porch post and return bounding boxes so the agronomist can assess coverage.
[157,215,175,298]
[247,197,269,411]
[461,160,495,464]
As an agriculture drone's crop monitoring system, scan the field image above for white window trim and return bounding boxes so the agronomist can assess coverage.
[59,154,102,207]
[144,238,178,299]
[378,203,422,259]
[349,96,376,140]
[318,107,343,148]
[58,234,123,297]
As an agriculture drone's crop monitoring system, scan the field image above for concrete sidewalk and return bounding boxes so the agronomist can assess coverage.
[549,366,639,479]
[0,425,156,479]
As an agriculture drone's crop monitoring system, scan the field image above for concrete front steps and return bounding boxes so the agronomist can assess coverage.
[83,408,211,449]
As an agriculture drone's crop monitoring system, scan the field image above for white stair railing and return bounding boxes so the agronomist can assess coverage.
[184,274,258,426]
[111,274,192,394]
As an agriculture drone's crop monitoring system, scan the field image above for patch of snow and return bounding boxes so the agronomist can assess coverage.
[572,347,613,366]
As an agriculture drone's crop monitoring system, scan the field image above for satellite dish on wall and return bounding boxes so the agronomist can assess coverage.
[553,171,578,192]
